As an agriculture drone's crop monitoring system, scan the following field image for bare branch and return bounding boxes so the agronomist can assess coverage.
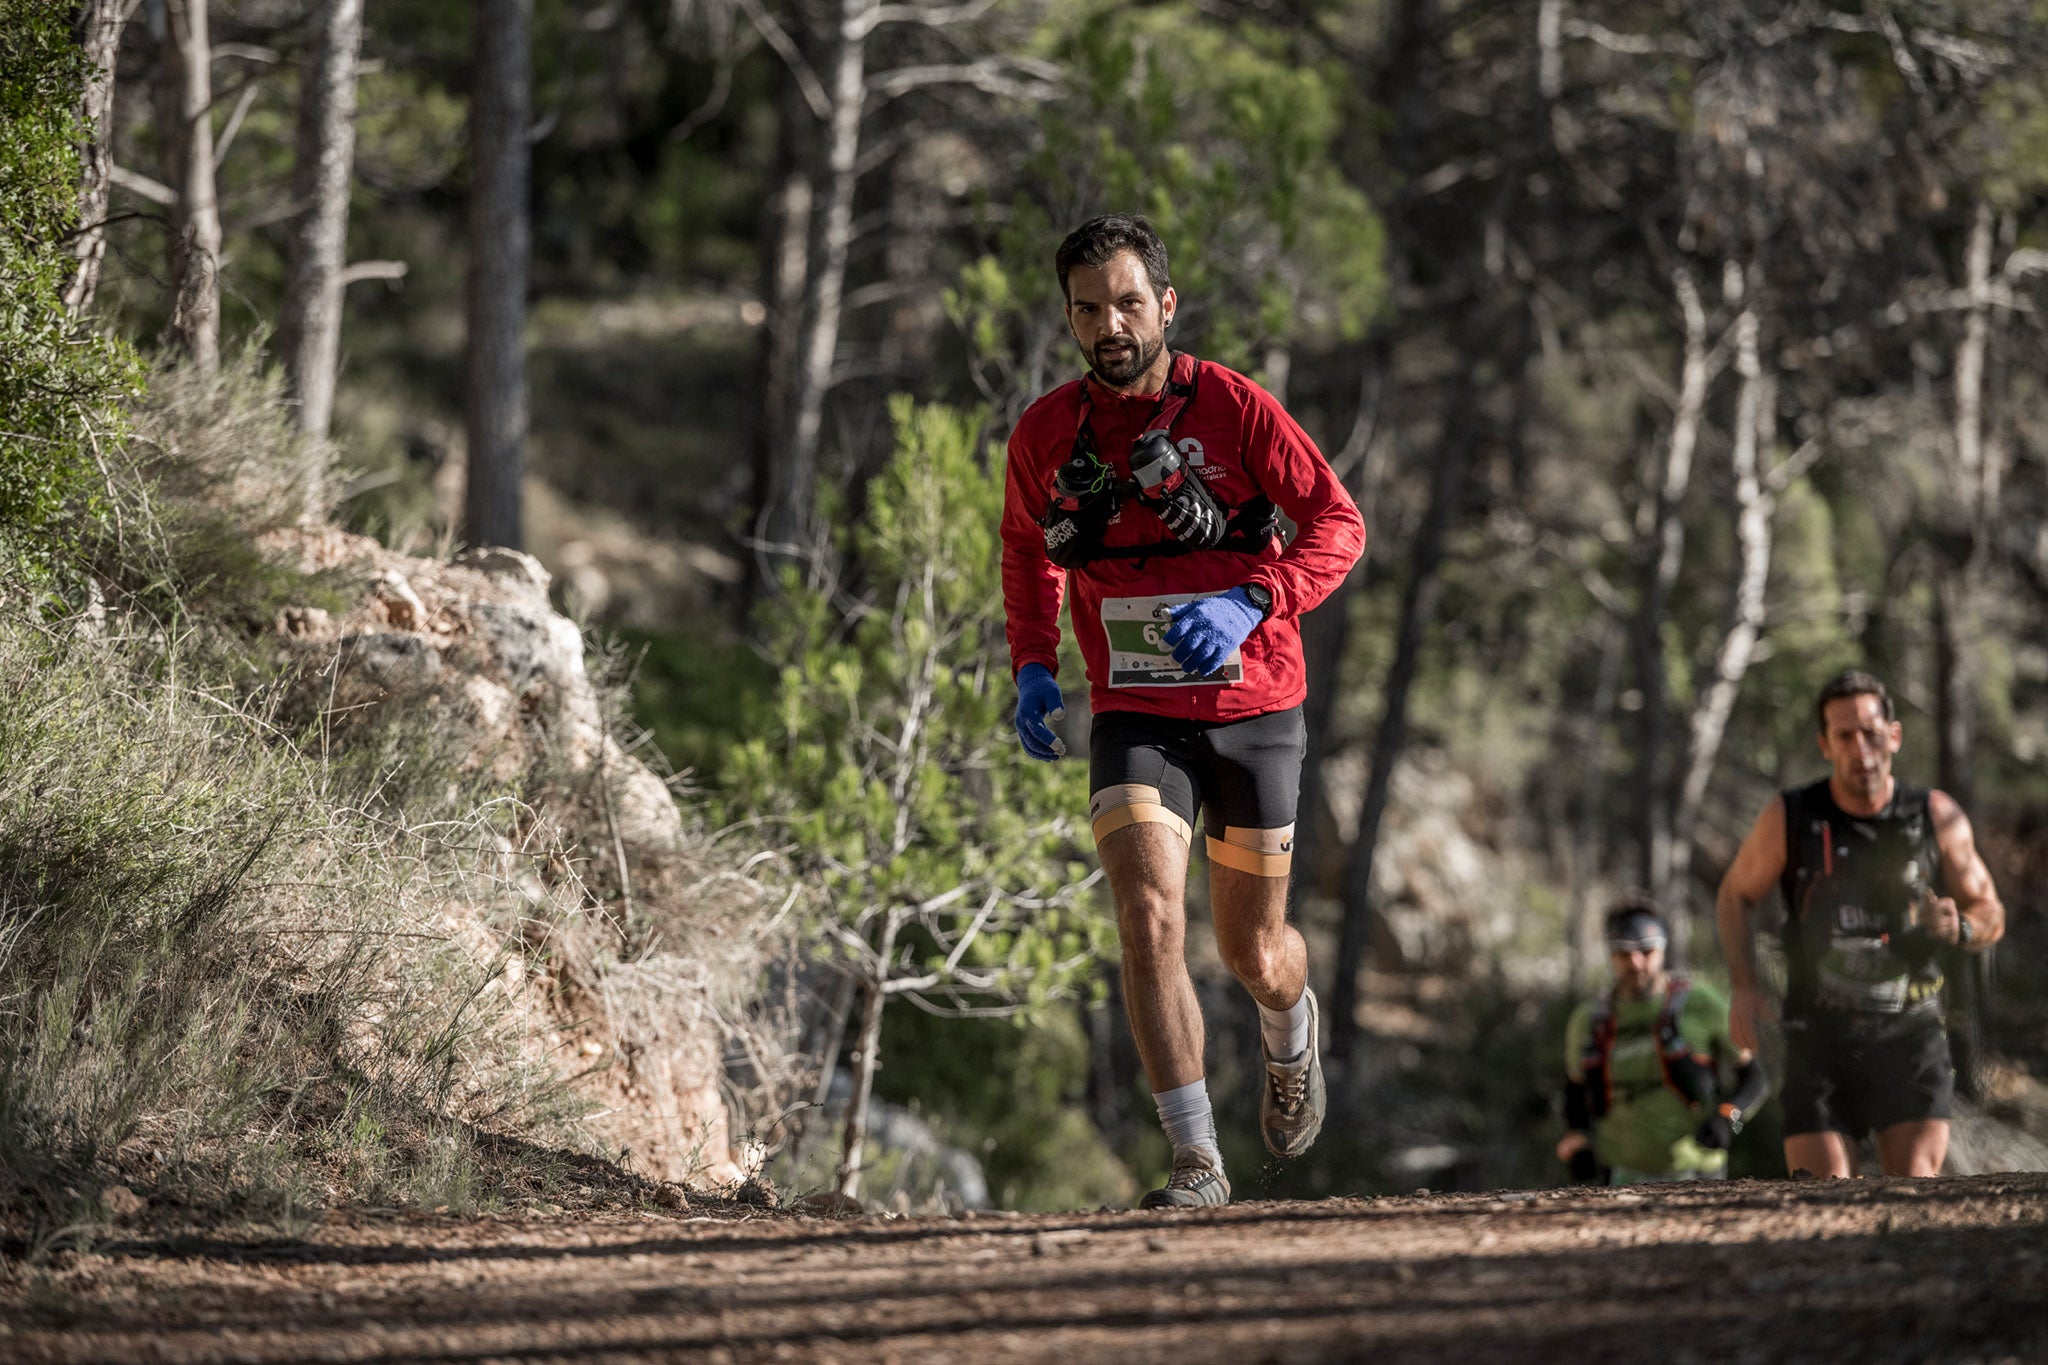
[938,892,1001,977]
[109,164,177,205]
[228,195,314,234]
[211,82,262,170]
[865,56,1060,105]
[734,0,830,121]
[856,0,996,37]
[1412,155,1503,199]
[1885,284,2037,318]
[338,260,408,288]
[1560,18,1702,58]
[1911,28,2011,77]
[668,47,735,144]
[212,42,281,64]
[897,993,1034,1019]
[2003,248,2048,282]
[1763,435,1825,494]
[843,278,920,312]
[1871,5,1928,96]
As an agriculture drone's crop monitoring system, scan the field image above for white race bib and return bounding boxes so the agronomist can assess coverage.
[1100,593,1244,688]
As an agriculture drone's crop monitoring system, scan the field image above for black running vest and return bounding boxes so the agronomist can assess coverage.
[1778,779,1945,1018]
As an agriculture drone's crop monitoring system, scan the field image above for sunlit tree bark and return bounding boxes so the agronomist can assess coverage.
[278,0,365,440]
[62,0,129,317]
[162,0,221,374]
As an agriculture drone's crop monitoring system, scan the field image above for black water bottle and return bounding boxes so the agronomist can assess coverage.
[1129,432,1187,497]
[1054,451,1109,510]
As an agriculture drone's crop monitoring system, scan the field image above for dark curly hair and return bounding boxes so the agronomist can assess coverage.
[1054,214,1171,302]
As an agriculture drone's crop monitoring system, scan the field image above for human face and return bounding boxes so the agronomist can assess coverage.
[1063,250,1176,393]
[1610,942,1666,1000]
[1818,693,1902,812]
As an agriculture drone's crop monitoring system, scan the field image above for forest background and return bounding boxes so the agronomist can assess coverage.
[8,0,2048,1219]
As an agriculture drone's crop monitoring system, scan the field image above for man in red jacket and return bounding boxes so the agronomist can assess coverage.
[1001,214,1367,1209]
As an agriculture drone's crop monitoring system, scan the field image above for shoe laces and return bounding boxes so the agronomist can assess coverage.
[1269,1063,1310,1117]
[1166,1155,1219,1190]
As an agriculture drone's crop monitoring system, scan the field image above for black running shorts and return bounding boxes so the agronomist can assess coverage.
[1781,1007,1954,1140]
[1087,705,1305,854]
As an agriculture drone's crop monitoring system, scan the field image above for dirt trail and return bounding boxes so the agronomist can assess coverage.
[5,1173,2044,1364]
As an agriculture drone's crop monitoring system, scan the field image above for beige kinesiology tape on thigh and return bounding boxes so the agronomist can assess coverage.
[1206,824,1295,878]
[1089,783,1193,846]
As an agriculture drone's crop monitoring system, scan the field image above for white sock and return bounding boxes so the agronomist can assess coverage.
[1152,1079,1223,1169]
[1258,988,1312,1066]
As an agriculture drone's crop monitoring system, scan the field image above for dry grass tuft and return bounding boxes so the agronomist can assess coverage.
[0,355,797,1256]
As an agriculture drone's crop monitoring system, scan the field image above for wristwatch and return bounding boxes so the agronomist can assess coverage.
[1958,915,1974,946]
[1241,582,1274,620]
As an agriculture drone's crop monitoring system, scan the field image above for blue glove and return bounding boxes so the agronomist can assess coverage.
[1163,587,1263,678]
[1013,662,1067,761]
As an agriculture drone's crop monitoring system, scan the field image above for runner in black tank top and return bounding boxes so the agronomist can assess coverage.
[1716,670,2005,1179]
[1778,778,1946,1020]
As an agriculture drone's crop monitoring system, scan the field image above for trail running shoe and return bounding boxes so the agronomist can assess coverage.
[1138,1153,1231,1210]
[1260,987,1327,1159]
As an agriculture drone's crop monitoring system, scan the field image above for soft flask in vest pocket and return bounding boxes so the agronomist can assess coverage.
[1129,432,1226,550]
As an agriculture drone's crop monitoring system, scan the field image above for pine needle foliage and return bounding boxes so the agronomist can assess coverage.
[727,398,1110,1020]
[949,2,1386,404]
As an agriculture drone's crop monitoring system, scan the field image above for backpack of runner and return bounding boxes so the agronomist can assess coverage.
[1579,976,1718,1118]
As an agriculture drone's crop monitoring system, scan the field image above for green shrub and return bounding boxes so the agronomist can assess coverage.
[723,398,1114,1198]
[0,2,141,581]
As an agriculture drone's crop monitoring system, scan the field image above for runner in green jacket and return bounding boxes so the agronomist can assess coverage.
[1559,898,1769,1185]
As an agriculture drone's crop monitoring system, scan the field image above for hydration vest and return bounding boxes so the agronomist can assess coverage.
[1778,779,1945,1016]
[1580,975,1718,1118]
[1040,353,1280,565]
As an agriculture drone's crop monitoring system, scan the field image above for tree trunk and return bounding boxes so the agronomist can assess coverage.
[464,0,532,550]
[1935,201,1997,806]
[163,0,220,374]
[767,0,869,575]
[1670,300,1774,948]
[748,83,817,603]
[835,910,899,1201]
[1565,621,1624,996]
[1292,560,1358,903]
[1261,345,1292,405]
[1634,265,1711,909]
[1292,346,1386,902]
[278,0,365,440]
[1297,0,1435,906]
[63,0,130,317]
[783,968,856,1177]
[1328,382,1470,1066]
[1932,565,1974,807]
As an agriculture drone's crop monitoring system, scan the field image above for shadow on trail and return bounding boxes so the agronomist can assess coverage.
[28,1213,2048,1365]
[67,1171,2047,1272]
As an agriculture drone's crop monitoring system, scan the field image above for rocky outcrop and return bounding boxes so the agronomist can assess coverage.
[261,525,770,1187]
[1320,746,1539,981]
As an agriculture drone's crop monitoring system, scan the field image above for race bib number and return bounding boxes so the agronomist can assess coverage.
[1101,593,1244,688]
[1817,936,1910,1013]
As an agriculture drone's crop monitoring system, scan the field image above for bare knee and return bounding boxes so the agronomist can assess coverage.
[1117,887,1184,965]
[1218,927,1290,997]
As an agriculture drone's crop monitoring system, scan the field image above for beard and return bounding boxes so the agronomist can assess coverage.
[1087,330,1166,388]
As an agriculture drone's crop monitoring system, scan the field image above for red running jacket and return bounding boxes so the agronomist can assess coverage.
[1000,353,1366,722]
